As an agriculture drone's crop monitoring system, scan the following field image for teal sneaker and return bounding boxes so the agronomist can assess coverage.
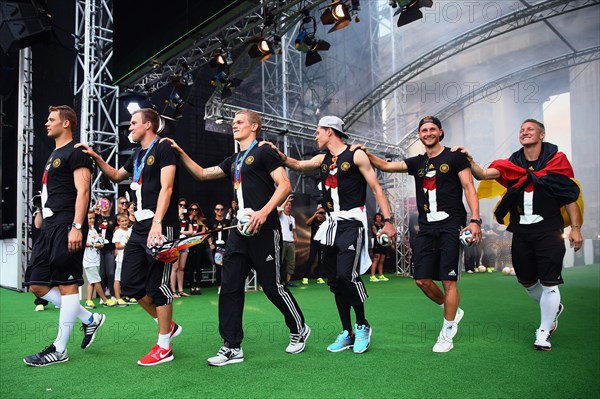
[353,324,372,354]
[326,330,354,352]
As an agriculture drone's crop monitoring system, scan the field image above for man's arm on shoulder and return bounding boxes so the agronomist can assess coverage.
[363,148,408,173]
[161,137,226,181]
[259,141,324,172]
[451,146,500,181]
[354,150,396,239]
[76,143,130,182]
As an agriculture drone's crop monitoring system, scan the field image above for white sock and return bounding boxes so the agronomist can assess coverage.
[441,318,454,339]
[540,285,561,331]
[78,307,94,324]
[154,318,159,325]
[41,287,62,308]
[53,294,80,353]
[526,282,543,302]
[439,303,445,310]
[157,333,170,349]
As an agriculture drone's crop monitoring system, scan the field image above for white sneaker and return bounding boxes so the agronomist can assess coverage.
[35,304,45,312]
[285,324,311,354]
[432,328,454,353]
[450,308,464,339]
[207,346,244,366]
[534,329,551,351]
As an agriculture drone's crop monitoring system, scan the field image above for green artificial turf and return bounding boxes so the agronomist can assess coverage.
[1,265,599,399]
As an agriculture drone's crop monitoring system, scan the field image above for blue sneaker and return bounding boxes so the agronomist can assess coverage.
[326,330,354,352]
[353,324,372,354]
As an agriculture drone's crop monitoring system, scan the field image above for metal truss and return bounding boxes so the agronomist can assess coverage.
[74,0,119,203]
[208,103,401,157]
[127,0,329,93]
[397,46,600,149]
[16,48,34,289]
[343,0,600,129]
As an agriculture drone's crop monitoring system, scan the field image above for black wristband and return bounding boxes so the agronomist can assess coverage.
[470,218,482,226]
[383,217,394,224]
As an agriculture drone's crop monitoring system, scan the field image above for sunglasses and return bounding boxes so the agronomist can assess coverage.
[215,208,224,211]
[317,212,325,215]
[190,208,199,212]
[179,204,187,207]
[120,201,128,205]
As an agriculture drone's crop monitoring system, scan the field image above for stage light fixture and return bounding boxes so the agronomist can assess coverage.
[390,0,433,28]
[295,16,331,67]
[320,1,352,33]
[119,91,153,115]
[210,48,233,70]
[248,36,275,62]
[210,71,242,100]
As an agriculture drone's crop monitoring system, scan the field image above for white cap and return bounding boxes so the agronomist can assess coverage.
[318,116,348,138]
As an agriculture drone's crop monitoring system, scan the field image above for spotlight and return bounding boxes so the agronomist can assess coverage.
[165,91,184,111]
[158,115,177,137]
[210,71,242,100]
[119,91,153,115]
[391,0,433,28]
[210,49,233,70]
[295,17,331,67]
[248,37,275,61]
[320,1,352,33]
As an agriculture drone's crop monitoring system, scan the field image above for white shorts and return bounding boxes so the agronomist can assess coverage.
[83,265,101,284]
[115,261,122,281]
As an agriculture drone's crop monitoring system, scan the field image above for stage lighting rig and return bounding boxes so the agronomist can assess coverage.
[295,15,330,67]
[389,0,433,28]
[320,1,361,33]
[210,71,242,100]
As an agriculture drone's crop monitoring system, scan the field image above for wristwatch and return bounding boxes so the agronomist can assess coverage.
[383,217,395,224]
[469,218,482,226]
[71,223,82,230]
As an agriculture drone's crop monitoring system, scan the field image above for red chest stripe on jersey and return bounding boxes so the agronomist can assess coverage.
[423,176,436,191]
[42,168,49,185]
[325,173,338,189]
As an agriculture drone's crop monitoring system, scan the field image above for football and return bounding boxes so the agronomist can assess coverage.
[459,230,474,247]
[502,266,511,275]
[478,265,487,273]
[237,215,256,236]
[377,232,392,247]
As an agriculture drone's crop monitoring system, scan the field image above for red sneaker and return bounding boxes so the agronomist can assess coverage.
[137,344,173,366]
[170,321,182,340]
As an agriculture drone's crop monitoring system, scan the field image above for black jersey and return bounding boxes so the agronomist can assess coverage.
[41,141,93,225]
[123,139,179,233]
[319,146,367,212]
[95,214,117,249]
[209,217,231,245]
[405,147,470,228]
[218,143,282,229]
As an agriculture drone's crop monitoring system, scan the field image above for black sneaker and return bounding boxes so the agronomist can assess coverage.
[23,344,69,366]
[81,313,106,349]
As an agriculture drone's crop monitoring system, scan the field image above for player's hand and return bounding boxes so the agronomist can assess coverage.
[247,209,268,234]
[462,224,482,244]
[160,137,183,155]
[147,223,165,248]
[75,143,99,160]
[381,221,396,241]
[350,144,366,152]
[68,228,83,253]
[569,228,583,252]
[258,140,277,150]
[451,146,474,163]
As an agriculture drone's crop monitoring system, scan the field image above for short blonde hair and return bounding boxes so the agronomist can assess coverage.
[235,109,262,132]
